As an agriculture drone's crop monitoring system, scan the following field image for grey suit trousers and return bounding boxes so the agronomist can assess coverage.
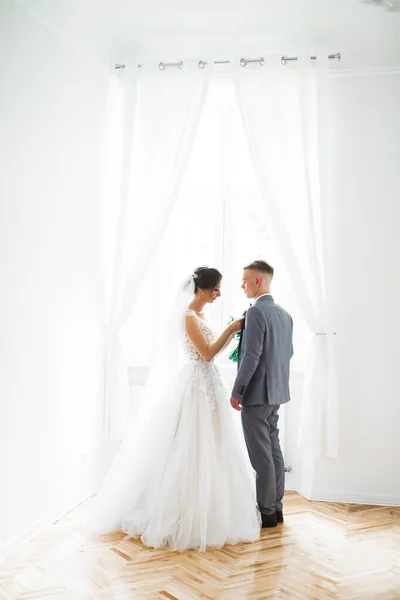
[241,404,284,515]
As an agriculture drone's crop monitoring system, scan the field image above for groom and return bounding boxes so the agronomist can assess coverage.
[230,260,294,528]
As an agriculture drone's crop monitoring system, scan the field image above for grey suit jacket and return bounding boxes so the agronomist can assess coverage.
[232,295,294,406]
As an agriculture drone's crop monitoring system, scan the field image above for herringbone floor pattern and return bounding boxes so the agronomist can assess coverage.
[0,492,398,599]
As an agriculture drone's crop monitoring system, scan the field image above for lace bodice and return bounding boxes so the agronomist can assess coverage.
[184,309,216,362]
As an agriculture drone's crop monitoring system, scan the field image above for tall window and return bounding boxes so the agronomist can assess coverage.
[112,74,310,370]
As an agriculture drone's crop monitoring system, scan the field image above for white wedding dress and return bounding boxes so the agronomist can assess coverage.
[90,308,261,551]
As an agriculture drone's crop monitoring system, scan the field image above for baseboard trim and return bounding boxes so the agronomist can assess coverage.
[0,487,95,562]
[309,492,400,507]
[287,488,400,507]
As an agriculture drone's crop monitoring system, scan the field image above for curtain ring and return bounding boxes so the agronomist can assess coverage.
[240,57,264,67]
[158,61,183,71]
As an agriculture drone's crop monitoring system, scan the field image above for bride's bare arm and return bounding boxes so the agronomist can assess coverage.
[185,317,243,363]
[217,333,235,355]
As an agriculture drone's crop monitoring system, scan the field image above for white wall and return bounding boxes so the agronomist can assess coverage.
[306,71,400,505]
[0,0,110,555]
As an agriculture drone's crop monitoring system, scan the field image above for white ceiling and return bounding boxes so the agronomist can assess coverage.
[14,0,400,68]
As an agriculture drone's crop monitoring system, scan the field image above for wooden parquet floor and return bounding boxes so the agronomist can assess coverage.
[0,492,399,600]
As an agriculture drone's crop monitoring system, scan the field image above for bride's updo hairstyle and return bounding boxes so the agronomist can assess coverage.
[193,267,222,292]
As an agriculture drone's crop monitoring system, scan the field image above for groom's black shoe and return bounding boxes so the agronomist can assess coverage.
[276,511,284,523]
[261,513,278,528]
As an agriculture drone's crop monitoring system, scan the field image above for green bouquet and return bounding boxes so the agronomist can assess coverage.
[227,311,246,363]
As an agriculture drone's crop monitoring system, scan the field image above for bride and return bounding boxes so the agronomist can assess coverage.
[90,266,261,551]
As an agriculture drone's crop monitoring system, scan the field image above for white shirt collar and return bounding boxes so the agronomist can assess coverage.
[255,293,272,303]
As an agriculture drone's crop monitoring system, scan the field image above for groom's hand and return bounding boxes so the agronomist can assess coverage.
[230,396,241,411]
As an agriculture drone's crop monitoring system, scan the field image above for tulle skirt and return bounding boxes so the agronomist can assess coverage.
[89,361,261,551]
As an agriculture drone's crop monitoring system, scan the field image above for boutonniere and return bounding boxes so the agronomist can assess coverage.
[228,310,247,363]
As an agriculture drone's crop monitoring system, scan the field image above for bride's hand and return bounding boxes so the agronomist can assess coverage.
[228,318,244,334]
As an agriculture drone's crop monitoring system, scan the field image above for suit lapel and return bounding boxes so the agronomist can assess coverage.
[237,309,249,364]
[237,322,245,361]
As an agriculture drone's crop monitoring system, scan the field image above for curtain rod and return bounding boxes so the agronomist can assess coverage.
[115,53,341,71]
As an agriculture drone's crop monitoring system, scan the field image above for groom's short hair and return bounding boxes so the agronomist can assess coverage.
[244,260,274,277]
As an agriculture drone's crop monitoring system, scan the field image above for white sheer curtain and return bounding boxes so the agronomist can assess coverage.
[234,57,337,458]
[104,61,212,440]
